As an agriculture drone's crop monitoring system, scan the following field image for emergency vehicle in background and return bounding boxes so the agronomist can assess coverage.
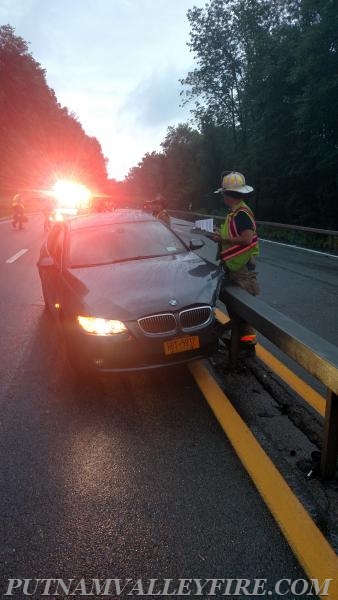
[42,180,93,230]
[52,180,92,218]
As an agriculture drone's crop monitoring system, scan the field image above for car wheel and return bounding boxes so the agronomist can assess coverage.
[67,348,89,377]
[63,325,95,380]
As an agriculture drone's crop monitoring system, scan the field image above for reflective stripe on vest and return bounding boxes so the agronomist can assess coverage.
[219,201,259,270]
[240,334,256,343]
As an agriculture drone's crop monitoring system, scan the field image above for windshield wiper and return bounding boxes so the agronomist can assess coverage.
[70,254,157,269]
[130,254,164,261]
[70,262,109,268]
[70,254,175,268]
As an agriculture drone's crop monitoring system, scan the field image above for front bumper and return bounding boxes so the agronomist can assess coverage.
[65,322,218,373]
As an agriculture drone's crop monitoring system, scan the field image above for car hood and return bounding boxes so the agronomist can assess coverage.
[65,253,222,320]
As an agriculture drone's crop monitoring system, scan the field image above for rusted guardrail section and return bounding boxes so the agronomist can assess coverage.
[222,285,338,481]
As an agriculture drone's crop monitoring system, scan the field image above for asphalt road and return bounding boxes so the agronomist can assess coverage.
[0,215,310,598]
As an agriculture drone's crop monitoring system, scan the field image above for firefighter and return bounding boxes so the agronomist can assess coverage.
[12,194,26,230]
[213,171,259,351]
[152,195,171,228]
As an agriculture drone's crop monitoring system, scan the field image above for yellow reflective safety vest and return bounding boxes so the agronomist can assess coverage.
[155,209,171,227]
[219,200,259,271]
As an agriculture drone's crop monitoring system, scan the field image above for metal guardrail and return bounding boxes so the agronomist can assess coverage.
[222,285,338,480]
[256,221,338,237]
[256,221,338,252]
[170,210,338,477]
[169,210,338,251]
[169,209,338,237]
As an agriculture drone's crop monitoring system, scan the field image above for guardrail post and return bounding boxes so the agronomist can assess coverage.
[230,316,241,368]
[320,391,338,480]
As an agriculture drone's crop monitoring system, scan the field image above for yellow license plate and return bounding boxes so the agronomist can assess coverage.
[163,335,200,355]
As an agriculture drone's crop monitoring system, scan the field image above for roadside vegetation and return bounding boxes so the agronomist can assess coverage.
[126,0,338,230]
[0,25,108,205]
[170,206,338,253]
[2,1,338,233]
[257,225,338,252]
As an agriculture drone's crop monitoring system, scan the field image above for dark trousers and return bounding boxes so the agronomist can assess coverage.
[220,264,259,343]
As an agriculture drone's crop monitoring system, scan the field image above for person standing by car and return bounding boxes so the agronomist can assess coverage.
[213,171,259,351]
[42,196,56,232]
[11,193,26,230]
[152,195,171,228]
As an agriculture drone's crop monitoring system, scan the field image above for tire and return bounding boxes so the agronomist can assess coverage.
[41,284,51,313]
[63,323,96,380]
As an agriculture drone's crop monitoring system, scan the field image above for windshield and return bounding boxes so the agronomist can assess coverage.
[68,220,187,268]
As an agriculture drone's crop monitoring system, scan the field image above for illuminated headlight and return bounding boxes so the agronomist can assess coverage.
[77,316,127,336]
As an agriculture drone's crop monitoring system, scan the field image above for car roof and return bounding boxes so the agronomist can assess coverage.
[67,209,158,231]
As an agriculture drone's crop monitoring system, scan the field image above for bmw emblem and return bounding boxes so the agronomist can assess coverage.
[169,299,177,306]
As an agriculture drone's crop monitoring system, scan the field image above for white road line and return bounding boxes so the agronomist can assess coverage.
[260,237,338,259]
[6,249,28,263]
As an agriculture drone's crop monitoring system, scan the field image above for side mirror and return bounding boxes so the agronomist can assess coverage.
[38,256,56,268]
[189,238,205,251]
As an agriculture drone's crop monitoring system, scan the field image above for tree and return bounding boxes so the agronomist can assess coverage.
[179,0,338,226]
[126,152,165,204]
[0,25,108,199]
[286,0,338,226]
[160,124,209,208]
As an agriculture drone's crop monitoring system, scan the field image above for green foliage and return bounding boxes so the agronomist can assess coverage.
[0,25,107,199]
[258,224,338,252]
[126,151,165,202]
[127,0,338,228]
[127,123,210,208]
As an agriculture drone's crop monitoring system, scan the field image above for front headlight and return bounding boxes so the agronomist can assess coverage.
[77,316,127,336]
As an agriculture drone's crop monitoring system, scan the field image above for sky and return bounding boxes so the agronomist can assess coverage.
[0,0,206,181]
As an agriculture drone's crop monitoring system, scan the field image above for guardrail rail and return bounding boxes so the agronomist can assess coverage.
[222,285,338,481]
[170,210,338,480]
[169,209,338,252]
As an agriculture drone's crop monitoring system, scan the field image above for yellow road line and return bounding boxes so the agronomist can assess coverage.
[214,308,326,416]
[189,360,338,597]
[256,345,326,417]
